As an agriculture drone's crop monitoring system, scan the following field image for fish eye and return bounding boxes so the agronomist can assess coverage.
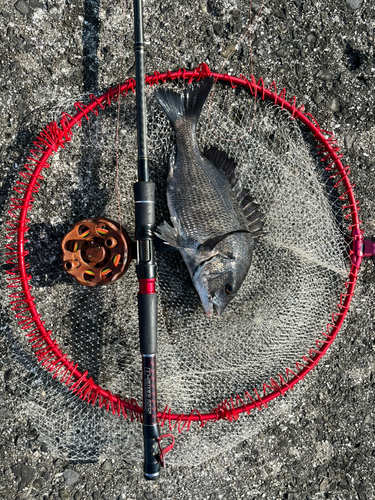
[225,283,235,295]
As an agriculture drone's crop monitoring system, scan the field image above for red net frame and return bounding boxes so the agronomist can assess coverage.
[5,63,364,433]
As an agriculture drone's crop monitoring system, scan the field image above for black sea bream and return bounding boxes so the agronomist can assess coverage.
[155,77,265,316]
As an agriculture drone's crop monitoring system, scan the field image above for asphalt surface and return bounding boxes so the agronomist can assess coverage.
[1,0,375,499]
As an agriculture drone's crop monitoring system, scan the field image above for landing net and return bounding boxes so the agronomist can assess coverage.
[0,65,362,465]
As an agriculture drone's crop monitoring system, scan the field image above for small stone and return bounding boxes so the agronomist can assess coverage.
[4,369,12,382]
[356,482,367,500]
[0,405,13,420]
[63,469,81,487]
[199,1,207,13]
[312,90,323,105]
[207,0,223,15]
[32,479,43,490]
[144,493,154,500]
[320,478,329,492]
[344,132,356,149]
[14,0,30,15]
[28,428,38,441]
[231,9,240,21]
[59,489,71,500]
[317,68,334,81]
[29,0,44,7]
[15,435,24,447]
[1,490,15,499]
[11,463,36,491]
[328,98,340,112]
[363,413,372,424]
[54,459,65,468]
[213,23,224,36]
[274,9,286,20]
[74,492,83,500]
[346,0,363,9]
[92,492,100,500]
[307,34,316,44]
[222,44,235,59]
[319,38,327,50]
[100,459,114,472]
[339,480,349,490]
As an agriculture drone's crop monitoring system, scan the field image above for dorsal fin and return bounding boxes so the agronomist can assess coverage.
[204,146,237,186]
[204,146,266,237]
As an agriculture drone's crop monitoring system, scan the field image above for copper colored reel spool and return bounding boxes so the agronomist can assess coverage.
[61,218,131,286]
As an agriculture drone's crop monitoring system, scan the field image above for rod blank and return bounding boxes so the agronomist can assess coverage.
[133,0,161,480]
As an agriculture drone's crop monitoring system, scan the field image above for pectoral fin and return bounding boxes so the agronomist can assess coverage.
[155,218,182,248]
[153,235,179,252]
[155,217,200,250]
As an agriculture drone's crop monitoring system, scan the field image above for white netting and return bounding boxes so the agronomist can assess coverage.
[0,79,350,465]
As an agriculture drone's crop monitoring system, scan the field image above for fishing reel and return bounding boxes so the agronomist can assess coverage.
[61,218,132,287]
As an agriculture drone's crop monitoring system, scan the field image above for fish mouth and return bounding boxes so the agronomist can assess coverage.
[193,270,215,318]
[212,300,223,317]
[202,296,222,317]
[204,301,220,318]
[193,257,225,317]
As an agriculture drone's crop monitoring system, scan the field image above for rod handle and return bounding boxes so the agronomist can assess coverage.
[138,292,157,354]
[143,423,161,480]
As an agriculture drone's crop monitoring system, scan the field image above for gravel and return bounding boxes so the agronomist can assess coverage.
[14,0,30,16]
[11,463,36,491]
[1,0,375,499]
[63,469,81,488]
[100,459,114,472]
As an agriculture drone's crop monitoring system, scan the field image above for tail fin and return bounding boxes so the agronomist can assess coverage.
[154,77,214,128]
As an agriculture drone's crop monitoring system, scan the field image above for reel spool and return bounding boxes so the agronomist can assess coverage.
[61,217,132,287]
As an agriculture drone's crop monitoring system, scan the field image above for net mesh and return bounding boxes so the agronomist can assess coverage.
[0,73,352,465]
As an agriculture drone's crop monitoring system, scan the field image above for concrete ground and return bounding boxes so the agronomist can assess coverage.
[1,0,375,499]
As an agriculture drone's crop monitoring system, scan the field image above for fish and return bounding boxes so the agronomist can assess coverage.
[154,77,265,317]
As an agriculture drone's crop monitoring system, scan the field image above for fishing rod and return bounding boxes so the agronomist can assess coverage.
[59,0,173,477]
[133,0,161,480]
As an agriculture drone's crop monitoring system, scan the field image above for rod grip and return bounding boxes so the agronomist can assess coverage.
[138,292,157,354]
[134,182,155,228]
[143,424,160,480]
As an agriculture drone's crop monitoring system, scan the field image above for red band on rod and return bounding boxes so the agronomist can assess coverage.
[139,279,156,294]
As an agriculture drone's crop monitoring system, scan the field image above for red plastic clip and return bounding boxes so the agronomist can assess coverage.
[157,434,175,467]
[349,228,364,268]
[363,239,375,258]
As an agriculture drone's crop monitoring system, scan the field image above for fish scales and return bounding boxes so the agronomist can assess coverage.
[155,77,265,316]
[169,119,248,242]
